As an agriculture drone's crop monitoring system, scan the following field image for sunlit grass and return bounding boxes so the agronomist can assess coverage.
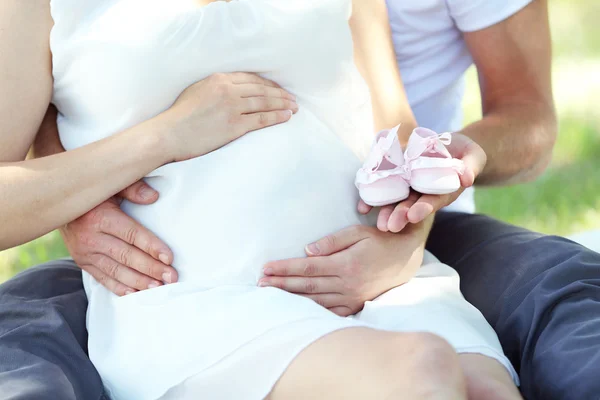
[0,231,67,282]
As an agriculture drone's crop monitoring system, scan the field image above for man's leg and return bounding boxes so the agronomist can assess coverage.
[0,260,106,400]
[427,212,600,400]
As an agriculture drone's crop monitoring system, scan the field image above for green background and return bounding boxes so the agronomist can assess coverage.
[1,0,598,282]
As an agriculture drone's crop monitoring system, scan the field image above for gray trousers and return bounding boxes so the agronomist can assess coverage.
[1,212,599,399]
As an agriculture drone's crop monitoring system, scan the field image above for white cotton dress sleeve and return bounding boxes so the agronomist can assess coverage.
[49,0,518,398]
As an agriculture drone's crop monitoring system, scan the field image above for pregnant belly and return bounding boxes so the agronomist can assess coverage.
[121,110,374,287]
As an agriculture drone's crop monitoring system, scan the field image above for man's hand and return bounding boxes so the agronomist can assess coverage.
[260,223,427,316]
[62,181,177,296]
[362,132,487,233]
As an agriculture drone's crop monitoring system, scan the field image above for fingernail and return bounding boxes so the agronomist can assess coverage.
[258,280,270,287]
[264,267,274,275]
[125,289,135,295]
[305,243,320,256]
[139,186,155,201]
[158,253,170,265]
[410,207,429,223]
[148,281,160,289]
[288,109,293,117]
[162,271,173,284]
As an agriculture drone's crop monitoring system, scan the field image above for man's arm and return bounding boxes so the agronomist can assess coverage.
[462,0,557,185]
[379,0,555,229]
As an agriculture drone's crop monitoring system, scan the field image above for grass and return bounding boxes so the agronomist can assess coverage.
[1,0,599,282]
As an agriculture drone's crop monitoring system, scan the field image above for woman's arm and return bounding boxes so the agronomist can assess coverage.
[0,0,184,252]
[0,0,296,251]
[0,1,169,249]
[349,0,417,143]
[0,123,173,250]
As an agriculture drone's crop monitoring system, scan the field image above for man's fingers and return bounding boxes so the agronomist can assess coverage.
[407,192,458,224]
[377,205,395,232]
[300,293,346,308]
[119,181,159,205]
[357,200,372,215]
[264,256,336,277]
[387,192,420,233]
[99,207,174,267]
[304,226,369,257]
[81,264,136,296]
[448,133,486,187]
[89,253,163,291]
[98,234,177,284]
[258,277,342,295]
[461,137,487,182]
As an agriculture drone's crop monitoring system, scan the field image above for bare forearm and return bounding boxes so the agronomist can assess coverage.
[0,118,169,250]
[350,0,417,141]
[412,213,434,244]
[462,1,556,186]
[461,102,557,185]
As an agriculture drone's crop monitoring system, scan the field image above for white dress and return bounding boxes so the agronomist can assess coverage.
[49,0,518,398]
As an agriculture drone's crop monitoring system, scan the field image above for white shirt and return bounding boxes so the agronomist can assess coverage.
[385,0,533,213]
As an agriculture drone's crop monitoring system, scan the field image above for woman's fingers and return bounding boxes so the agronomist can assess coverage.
[264,254,337,277]
[304,225,370,257]
[241,96,298,114]
[240,110,293,133]
[228,72,280,87]
[328,306,354,317]
[300,293,347,308]
[258,276,342,294]
[237,84,296,101]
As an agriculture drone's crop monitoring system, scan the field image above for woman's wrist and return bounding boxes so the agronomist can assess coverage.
[128,113,177,167]
[401,214,434,245]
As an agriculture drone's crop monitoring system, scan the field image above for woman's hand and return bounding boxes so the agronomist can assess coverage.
[260,223,428,316]
[363,132,487,233]
[54,73,297,296]
[161,72,298,162]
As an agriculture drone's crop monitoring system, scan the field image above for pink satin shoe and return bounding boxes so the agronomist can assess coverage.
[404,127,465,195]
[355,125,410,206]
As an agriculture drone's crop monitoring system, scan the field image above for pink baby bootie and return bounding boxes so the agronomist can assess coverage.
[355,125,410,207]
[404,127,465,195]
